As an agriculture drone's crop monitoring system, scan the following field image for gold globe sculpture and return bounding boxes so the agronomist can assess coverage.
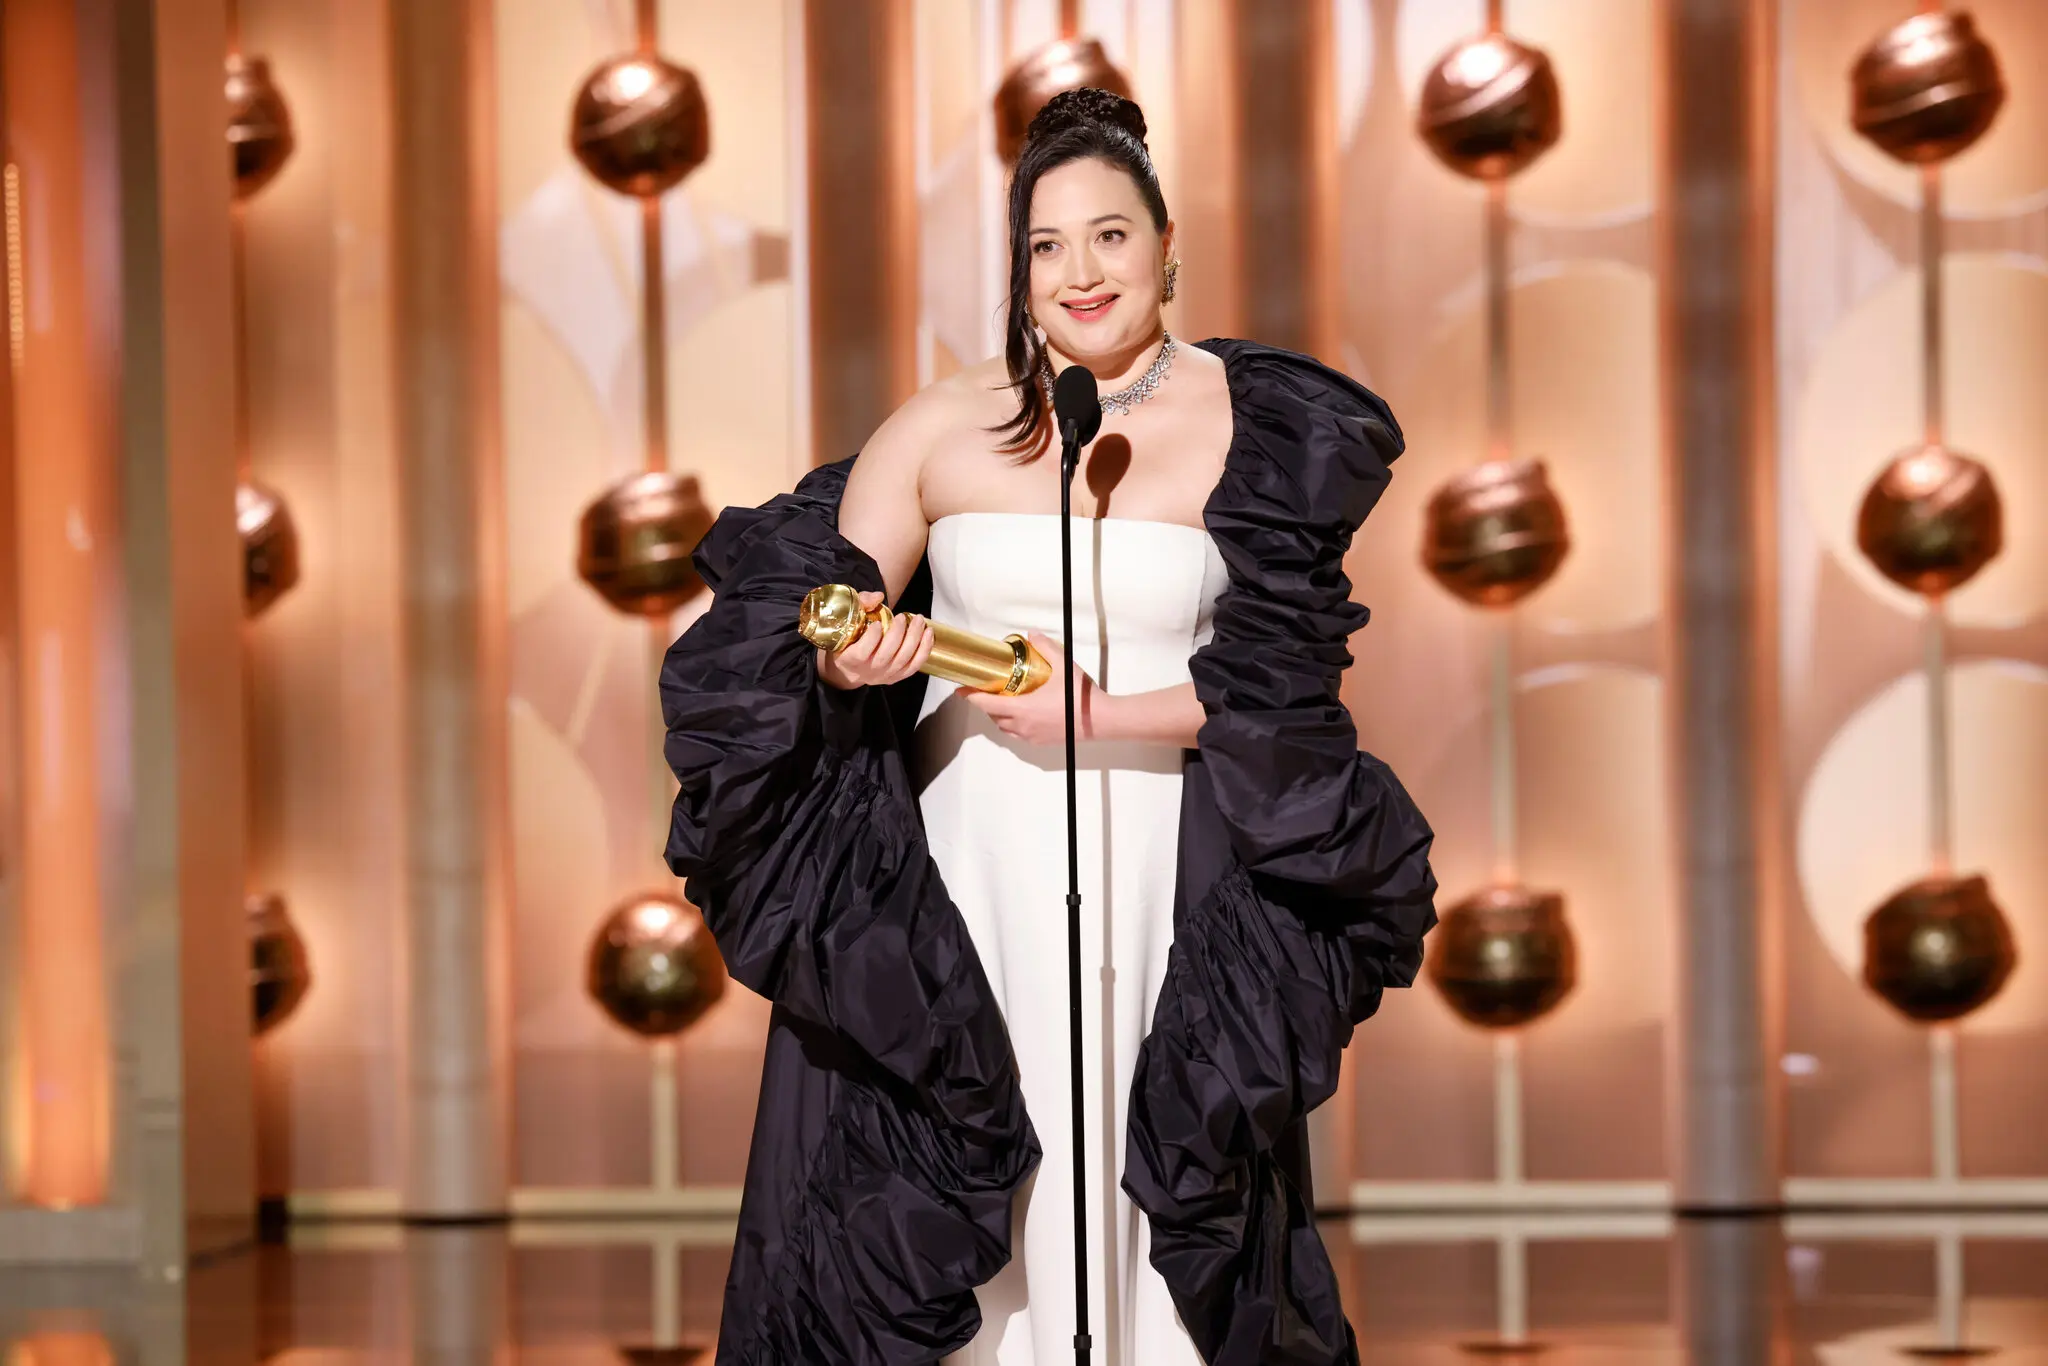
[1862,873,2017,1023]
[1422,458,1571,608]
[1428,884,1577,1030]
[1855,444,2003,597]
[1850,10,2006,166]
[993,38,1133,165]
[238,479,302,619]
[587,892,728,1038]
[226,54,295,199]
[570,53,711,197]
[577,470,716,617]
[249,892,311,1036]
[1416,32,1563,181]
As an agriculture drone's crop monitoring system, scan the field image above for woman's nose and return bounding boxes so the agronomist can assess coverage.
[1065,245,1104,289]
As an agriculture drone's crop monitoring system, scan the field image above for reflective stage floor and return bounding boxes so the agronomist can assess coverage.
[5,1212,2046,1362]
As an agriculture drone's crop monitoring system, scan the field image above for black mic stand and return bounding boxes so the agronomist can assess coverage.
[1057,406,1092,1366]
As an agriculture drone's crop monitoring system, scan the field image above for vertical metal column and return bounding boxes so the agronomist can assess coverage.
[1674,1216,1783,1365]
[1661,0,1782,1211]
[391,0,511,1220]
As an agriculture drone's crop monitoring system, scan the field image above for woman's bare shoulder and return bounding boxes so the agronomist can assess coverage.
[859,358,1015,471]
[917,357,1016,428]
[843,358,1011,511]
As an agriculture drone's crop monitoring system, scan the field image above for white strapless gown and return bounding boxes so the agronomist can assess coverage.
[916,512,1228,1366]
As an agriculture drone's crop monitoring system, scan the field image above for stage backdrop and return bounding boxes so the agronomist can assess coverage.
[224,0,2048,1232]
[242,0,1678,1214]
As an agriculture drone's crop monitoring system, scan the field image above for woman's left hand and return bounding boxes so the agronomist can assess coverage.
[956,632,1107,746]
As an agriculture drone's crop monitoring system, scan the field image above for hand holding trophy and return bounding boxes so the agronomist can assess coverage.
[799,584,1051,695]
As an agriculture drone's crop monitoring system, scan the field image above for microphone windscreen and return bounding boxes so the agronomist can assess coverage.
[1052,364,1103,446]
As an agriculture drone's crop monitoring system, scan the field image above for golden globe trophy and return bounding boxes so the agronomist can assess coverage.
[799,584,1052,695]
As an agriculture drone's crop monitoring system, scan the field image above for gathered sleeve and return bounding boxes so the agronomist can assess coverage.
[659,457,1027,1145]
[1189,342,1440,1000]
[1125,342,1439,1366]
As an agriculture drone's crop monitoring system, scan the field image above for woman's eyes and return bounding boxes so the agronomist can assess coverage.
[1030,231,1126,256]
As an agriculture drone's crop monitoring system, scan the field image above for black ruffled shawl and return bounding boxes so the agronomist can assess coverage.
[661,338,1438,1365]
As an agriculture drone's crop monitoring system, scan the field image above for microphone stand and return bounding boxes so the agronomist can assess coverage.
[1058,411,1092,1366]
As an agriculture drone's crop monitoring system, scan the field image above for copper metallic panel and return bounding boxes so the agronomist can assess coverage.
[1234,0,1333,358]
[237,0,408,1199]
[0,2,20,1202]
[4,0,116,1213]
[1172,0,1241,344]
[804,0,915,463]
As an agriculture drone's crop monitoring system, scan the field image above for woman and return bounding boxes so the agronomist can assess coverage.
[661,90,1436,1366]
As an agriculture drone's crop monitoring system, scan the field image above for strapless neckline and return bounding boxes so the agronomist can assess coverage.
[930,510,1212,538]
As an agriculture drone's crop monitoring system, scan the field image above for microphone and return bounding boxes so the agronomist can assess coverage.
[1052,365,1101,473]
[1046,354,1099,1366]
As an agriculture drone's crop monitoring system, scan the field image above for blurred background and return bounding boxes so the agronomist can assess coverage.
[4,0,2048,1361]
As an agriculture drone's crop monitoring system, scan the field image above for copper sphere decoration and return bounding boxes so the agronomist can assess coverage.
[249,892,311,1036]
[1862,873,2016,1023]
[226,54,295,199]
[1850,10,2006,166]
[577,470,716,616]
[1428,884,1577,1029]
[1855,444,2003,597]
[586,892,728,1038]
[1416,32,1562,181]
[237,479,302,619]
[1422,458,1570,608]
[569,53,710,197]
[992,38,1133,165]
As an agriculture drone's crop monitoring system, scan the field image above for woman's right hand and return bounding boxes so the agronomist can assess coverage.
[817,591,936,690]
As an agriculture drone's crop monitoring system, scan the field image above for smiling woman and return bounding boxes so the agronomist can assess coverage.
[660,87,1438,1366]
[997,89,1177,453]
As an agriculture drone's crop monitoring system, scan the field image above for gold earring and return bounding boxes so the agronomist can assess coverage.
[1162,257,1181,304]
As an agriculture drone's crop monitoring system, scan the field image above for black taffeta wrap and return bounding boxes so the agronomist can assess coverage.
[660,338,1437,1366]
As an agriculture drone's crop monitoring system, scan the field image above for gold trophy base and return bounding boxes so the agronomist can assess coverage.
[798,583,1051,695]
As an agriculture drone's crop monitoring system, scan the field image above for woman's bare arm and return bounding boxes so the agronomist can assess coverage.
[1096,680,1204,746]
[838,392,943,604]
[815,389,948,691]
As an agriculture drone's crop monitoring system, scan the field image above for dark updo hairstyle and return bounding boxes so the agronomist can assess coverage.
[993,87,1169,455]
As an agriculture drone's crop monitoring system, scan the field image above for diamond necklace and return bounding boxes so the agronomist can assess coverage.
[1037,332,1178,418]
